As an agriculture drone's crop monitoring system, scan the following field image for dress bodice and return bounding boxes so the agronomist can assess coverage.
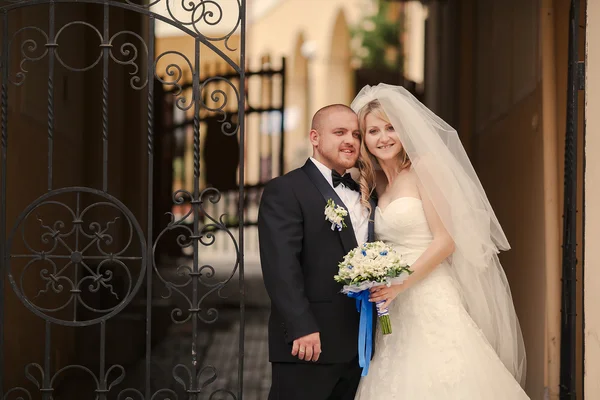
[374,197,432,264]
[358,198,530,400]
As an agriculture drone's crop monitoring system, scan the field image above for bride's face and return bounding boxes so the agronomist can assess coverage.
[363,113,402,162]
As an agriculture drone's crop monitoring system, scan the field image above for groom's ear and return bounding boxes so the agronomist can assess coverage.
[309,129,319,146]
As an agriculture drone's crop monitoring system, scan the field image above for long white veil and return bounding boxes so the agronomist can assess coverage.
[351,83,526,386]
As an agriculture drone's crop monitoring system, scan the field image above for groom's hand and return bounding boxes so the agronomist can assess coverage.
[291,332,321,362]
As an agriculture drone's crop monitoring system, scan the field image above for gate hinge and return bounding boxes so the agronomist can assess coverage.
[578,61,585,90]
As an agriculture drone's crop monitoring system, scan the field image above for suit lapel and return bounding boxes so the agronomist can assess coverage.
[301,160,358,253]
[367,195,378,358]
[367,197,376,242]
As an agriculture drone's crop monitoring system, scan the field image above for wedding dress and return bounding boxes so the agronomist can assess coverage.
[354,197,530,399]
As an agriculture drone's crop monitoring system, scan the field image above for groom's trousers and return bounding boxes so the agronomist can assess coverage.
[268,356,361,400]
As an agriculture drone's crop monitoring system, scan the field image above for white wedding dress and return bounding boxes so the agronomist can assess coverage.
[355,197,530,399]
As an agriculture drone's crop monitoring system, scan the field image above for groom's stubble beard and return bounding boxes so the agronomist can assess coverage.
[314,142,358,174]
[310,109,360,173]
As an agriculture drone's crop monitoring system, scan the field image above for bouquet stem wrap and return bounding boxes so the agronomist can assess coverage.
[347,290,373,377]
[376,301,392,334]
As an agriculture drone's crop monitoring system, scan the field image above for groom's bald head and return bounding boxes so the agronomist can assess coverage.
[309,103,360,174]
[311,104,356,132]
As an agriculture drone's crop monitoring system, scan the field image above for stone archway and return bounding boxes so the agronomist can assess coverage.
[327,9,353,105]
[286,31,310,170]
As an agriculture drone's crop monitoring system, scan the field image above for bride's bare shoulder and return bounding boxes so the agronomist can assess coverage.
[406,165,420,181]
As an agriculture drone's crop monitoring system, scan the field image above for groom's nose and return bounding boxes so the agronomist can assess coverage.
[342,133,356,145]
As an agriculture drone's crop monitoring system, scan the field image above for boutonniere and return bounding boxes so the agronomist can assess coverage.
[324,199,348,231]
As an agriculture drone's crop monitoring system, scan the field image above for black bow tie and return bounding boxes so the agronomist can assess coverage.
[332,170,360,192]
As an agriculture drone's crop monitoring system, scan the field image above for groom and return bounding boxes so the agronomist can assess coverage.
[258,104,375,400]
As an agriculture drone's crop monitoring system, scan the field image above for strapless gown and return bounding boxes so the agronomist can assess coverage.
[354,197,530,399]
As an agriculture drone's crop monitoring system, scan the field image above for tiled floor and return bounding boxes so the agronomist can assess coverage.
[118,308,272,400]
[117,255,273,400]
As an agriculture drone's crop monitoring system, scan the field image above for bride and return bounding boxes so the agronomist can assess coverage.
[351,84,530,399]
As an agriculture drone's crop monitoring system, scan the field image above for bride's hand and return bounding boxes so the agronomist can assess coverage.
[368,284,405,310]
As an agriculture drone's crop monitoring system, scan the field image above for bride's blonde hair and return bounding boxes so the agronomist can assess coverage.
[357,99,411,213]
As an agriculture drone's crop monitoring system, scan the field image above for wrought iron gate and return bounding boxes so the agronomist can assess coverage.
[0,0,249,399]
[155,57,286,260]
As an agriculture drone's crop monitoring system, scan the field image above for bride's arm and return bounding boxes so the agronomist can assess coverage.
[369,179,455,309]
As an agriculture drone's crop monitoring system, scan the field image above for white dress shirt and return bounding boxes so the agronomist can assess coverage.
[310,157,369,245]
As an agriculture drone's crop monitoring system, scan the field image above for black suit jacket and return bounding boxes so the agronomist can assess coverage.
[258,159,376,364]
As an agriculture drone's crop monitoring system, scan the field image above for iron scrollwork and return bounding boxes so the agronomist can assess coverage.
[3,363,131,400]
[8,22,149,89]
[6,187,146,326]
[153,188,240,326]
[155,51,196,112]
[199,78,241,137]
[1,0,247,398]
[7,26,49,86]
[1,0,243,52]
[155,50,243,135]
[142,0,242,51]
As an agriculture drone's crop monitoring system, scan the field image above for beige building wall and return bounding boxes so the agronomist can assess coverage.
[585,1,600,398]
[453,1,547,396]
[246,0,367,107]
[447,0,585,397]
[403,1,426,86]
[246,0,371,170]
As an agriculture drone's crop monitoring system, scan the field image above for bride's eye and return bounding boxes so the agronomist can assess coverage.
[368,129,378,134]
[386,125,395,132]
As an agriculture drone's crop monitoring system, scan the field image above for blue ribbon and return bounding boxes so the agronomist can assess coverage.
[347,290,372,376]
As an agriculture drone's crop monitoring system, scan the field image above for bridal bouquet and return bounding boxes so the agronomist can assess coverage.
[334,241,412,335]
